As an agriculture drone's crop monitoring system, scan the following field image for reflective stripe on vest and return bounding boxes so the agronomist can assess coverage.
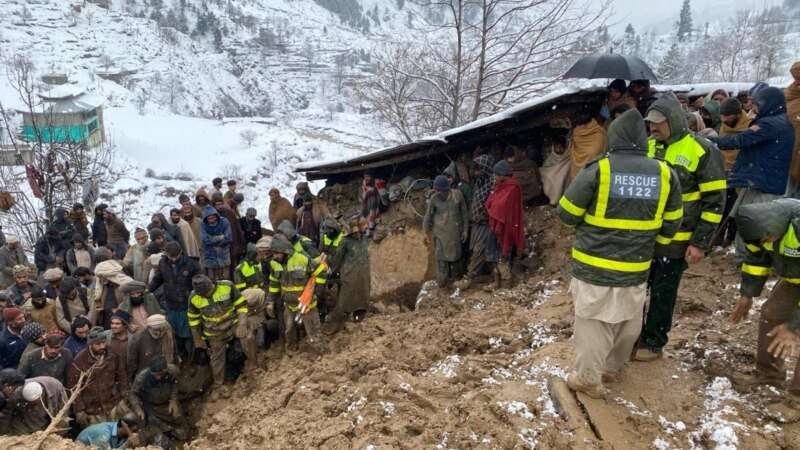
[582,158,671,231]
[235,261,260,289]
[648,134,719,204]
[572,248,650,273]
[322,233,343,248]
[742,263,770,277]
[270,252,311,292]
[779,225,800,257]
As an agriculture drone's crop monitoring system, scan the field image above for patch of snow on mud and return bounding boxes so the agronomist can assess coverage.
[427,355,461,378]
[414,280,438,311]
[690,377,746,450]
[518,428,538,448]
[499,400,535,421]
[380,401,395,418]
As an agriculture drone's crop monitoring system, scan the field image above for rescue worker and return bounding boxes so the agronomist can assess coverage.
[233,243,267,291]
[129,356,187,441]
[276,220,319,258]
[423,175,469,291]
[636,93,727,362]
[187,274,249,390]
[318,219,343,319]
[557,108,683,398]
[266,237,328,355]
[729,199,800,398]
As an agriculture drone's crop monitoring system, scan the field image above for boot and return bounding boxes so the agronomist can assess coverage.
[453,277,473,290]
[601,366,626,383]
[483,268,502,292]
[634,347,663,362]
[567,372,607,399]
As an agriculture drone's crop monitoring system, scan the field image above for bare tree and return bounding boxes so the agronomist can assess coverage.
[135,88,150,115]
[359,0,610,141]
[98,54,114,72]
[240,129,258,147]
[0,55,128,247]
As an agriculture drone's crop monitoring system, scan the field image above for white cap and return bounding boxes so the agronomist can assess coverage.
[22,382,43,401]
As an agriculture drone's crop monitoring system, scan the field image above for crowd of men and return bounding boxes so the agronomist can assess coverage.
[557,62,800,401]
[0,176,375,447]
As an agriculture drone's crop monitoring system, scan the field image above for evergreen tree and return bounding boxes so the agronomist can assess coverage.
[658,43,684,82]
[623,23,636,54]
[213,27,223,51]
[677,0,692,41]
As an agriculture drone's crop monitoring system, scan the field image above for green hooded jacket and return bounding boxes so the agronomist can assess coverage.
[647,93,727,258]
[736,198,800,330]
[699,100,722,132]
[558,109,683,287]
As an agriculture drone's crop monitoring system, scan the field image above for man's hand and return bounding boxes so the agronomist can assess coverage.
[730,296,753,324]
[169,399,181,418]
[234,321,250,340]
[766,324,799,359]
[128,324,140,333]
[193,334,205,349]
[685,245,705,264]
[461,231,468,243]
[749,124,761,132]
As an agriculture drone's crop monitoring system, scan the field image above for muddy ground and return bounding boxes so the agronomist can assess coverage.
[4,205,799,449]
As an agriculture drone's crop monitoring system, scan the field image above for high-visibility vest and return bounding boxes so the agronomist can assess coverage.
[187,281,247,338]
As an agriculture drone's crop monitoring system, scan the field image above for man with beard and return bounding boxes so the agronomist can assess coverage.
[23,285,58,332]
[20,321,47,355]
[0,236,28,290]
[67,326,130,426]
[149,242,200,359]
[150,212,183,250]
[18,333,72,383]
[91,204,109,248]
[55,277,95,334]
[127,314,177,381]
[42,268,64,301]
[69,202,91,242]
[130,356,186,441]
[8,265,35,307]
[170,208,200,260]
[0,307,26,368]
[117,281,163,334]
[64,316,92,357]
[181,204,202,262]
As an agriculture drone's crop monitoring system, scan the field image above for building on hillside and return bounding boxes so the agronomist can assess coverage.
[19,84,106,149]
[86,0,110,9]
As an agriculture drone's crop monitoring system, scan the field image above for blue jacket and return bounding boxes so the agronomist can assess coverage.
[76,421,129,448]
[199,205,232,269]
[710,86,794,195]
[0,326,25,368]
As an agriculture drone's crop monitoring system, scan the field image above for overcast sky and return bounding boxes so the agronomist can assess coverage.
[600,0,748,34]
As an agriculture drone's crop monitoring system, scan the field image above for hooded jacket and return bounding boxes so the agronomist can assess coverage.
[710,86,794,195]
[34,232,66,272]
[91,205,107,247]
[558,109,683,287]
[66,234,95,275]
[699,100,722,132]
[268,190,298,232]
[193,188,210,219]
[444,161,472,208]
[277,220,320,258]
[199,205,232,269]
[647,93,727,258]
[735,198,800,330]
[52,207,78,250]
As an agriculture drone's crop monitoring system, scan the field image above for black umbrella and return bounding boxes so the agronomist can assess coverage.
[563,52,659,82]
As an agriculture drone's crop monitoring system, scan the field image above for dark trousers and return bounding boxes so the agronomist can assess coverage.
[757,280,800,394]
[642,257,687,350]
[722,187,738,243]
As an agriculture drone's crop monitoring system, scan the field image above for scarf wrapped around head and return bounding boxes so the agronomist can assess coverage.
[470,154,495,222]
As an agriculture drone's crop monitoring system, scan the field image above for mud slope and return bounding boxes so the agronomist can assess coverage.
[187,206,800,450]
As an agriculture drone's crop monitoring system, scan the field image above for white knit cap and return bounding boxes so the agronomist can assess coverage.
[22,382,43,401]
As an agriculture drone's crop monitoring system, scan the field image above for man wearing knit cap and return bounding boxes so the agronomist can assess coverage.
[127,314,177,381]
[20,321,47,355]
[67,325,130,426]
[786,61,800,198]
[55,277,95,334]
[240,207,262,246]
[484,160,525,291]
[149,241,200,359]
[117,280,163,333]
[7,264,35,307]
[105,309,133,374]
[64,316,92,357]
[42,267,64,300]
[188,274,249,388]
[130,356,187,441]
[423,175,469,291]
[0,235,28,289]
[10,376,68,434]
[23,285,58,332]
[18,333,72,383]
[0,307,26,368]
